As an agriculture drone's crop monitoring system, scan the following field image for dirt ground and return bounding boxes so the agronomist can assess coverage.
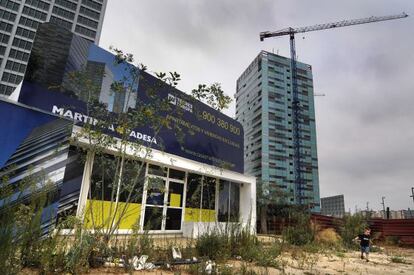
[21,245,414,274]
[83,245,414,275]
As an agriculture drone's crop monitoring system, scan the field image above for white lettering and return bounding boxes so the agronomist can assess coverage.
[63,110,73,119]
[52,105,64,115]
[74,112,83,122]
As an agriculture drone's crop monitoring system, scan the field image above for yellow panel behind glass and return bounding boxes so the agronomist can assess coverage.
[184,208,216,222]
[84,199,141,230]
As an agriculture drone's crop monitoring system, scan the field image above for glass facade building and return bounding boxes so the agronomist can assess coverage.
[236,51,320,211]
[0,0,107,96]
[321,195,345,218]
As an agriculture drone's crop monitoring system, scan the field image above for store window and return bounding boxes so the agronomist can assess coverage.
[185,174,216,222]
[85,154,146,229]
[218,180,240,222]
[186,173,202,208]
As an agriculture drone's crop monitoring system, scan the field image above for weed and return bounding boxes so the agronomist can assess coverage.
[335,251,345,258]
[282,211,315,246]
[390,256,406,264]
[195,230,231,261]
[315,228,341,247]
[339,214,367,248]
[385,236,400,246]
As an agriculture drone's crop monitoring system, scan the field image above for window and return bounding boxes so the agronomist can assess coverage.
[19,16,40,29]
[0,21,13,32]
[22,6,47,20]
[77,15,98,28]
[75,24,96,38]
[12,37,32,51]
[119,159,145,204]
[0,9,16,22]
[169,168,185,181]
[0,83,15,95]
[218,180,240,222]
[87,154,146,229]
[148,164,167,177]
[80,6,100,20]
[202,176,216,210]
[185,173,217,222]
[0,0,20,12]
[15,27,36,40]
[185,173,202,208]
[82,0,102,11]
[25,0,50,11]
[8,48,30,61]
[0,45,5,55]
[52,6,75,20]
[90,154,118,201]
[5,60,27,73]
[55,0,77,11]
[2,71,23,84]
[165,180,184,230]
[0,32,10,44]
[50,16,72,29]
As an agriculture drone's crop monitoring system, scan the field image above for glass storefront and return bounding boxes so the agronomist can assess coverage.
[84,153,241,232]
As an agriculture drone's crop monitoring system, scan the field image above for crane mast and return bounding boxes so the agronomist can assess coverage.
[259,13,408,207]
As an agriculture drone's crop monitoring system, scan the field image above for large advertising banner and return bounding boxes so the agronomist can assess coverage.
[0,100,83,231]
[18,23,244,173]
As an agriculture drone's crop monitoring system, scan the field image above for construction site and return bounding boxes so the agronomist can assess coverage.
[1,0,414,274]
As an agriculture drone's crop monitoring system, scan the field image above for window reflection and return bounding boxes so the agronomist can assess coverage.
[143,207,162,230]
[218,180,240,222]
[202,176,216,210]
[186,173,202,208]
[218,180,230,222]
[146,177,165,206]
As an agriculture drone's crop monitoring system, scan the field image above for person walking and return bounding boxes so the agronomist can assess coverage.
[354,227,371,262]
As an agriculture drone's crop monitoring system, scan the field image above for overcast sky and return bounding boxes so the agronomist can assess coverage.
[99,0,414,213]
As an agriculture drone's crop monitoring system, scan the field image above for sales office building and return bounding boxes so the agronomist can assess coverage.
[0,23,256,237]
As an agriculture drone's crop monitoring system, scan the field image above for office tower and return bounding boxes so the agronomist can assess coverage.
[85,60,114,109]
[321,195,345,218]
[0,0,108,96]
[236,51,320,211]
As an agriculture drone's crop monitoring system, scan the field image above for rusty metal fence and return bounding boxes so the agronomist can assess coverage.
[260,214,414,245]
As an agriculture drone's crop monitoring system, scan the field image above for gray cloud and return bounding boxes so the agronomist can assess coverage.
[100,0,414,212]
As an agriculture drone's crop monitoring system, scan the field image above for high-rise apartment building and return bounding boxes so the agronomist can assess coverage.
[236,51,320,211]
[0,0,108,96]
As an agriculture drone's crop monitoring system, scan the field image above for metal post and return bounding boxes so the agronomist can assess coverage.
[381,196,386,219]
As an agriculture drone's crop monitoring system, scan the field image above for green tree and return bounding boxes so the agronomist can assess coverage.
[191,83,232,111]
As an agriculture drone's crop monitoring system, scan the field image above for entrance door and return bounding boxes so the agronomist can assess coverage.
[142,165,185,231]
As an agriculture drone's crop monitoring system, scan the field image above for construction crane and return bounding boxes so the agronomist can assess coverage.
[260,13,408,207]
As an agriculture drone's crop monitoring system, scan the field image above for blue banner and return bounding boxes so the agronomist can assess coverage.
[18,23,244,173]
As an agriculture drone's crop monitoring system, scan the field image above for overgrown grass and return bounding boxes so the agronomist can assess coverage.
[338,214,367,248]
[195,223,282,268]
[390,255,407,264]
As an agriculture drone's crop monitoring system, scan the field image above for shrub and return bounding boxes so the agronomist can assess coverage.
[315,228,341,246]
[255,243,281,268]
[195,230,231,261]
[282,211,314,246]
[339,214,367,248]
[385,236,400,246]
[390,256,406,264]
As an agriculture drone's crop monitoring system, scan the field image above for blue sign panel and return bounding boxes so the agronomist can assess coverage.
[18,23,244,172]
